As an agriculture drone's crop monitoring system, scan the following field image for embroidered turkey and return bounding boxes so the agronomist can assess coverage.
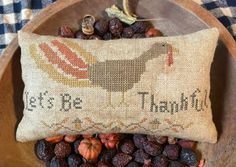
[29,39,174,107]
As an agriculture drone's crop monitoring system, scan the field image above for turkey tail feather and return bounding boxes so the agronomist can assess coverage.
[39,43,88,79]
[51,40,88,68]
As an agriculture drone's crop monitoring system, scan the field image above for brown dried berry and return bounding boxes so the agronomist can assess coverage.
[133,149,150,164]
[50,157,68,167]
[109,18,123,37]
[120,139,135,155]
[177,140,196,149]
[163,144,180,160]
[130,21,151,33]
[112,153,132,167]
[58,26,74,38]
[143,141,163,156]
[147,136,167,145]
[132,33,146,38]
[145,28,163,37]
[94,19,109,36]
[168,161,187,167]
[103,32,113,40]
[88,35,102,40]
[68,154,82,167]
[127,161,142,167]
[35,140,54,161]
[152,155,169,167]
[75,30,88,39]
[54,141,71,158]
[99,148,117,162]
[133,134,147,149]
[122,27,134,38]
[143,159,153,167]
[97,161,112,167]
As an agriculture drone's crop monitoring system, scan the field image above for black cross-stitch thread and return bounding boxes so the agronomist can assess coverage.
[180,93,188,111]
[159,101,168,112]
[138,92,149,109]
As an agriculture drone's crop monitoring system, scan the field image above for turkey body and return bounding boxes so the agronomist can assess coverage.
[88,59,146,92]
[88,42,169,92]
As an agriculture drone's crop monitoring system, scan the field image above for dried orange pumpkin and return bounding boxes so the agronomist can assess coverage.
[78,137,102,160]
[45,135,64,143]
[99,133,120,149]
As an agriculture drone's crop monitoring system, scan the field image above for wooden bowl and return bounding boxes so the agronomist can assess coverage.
[0,0,235,166]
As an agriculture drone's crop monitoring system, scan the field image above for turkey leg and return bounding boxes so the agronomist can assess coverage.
[118,92,129,107]
[105,92,115,109]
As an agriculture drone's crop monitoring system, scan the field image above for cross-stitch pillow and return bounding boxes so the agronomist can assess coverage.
[17,28,219,143]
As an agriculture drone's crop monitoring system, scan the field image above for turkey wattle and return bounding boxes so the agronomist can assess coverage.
[34,40,173,108]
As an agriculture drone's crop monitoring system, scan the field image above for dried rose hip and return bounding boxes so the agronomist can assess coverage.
[35,140,54,161]
[143,159,153,167]
[68,154,82,167]
[152,155,169,167]
[100,148,117,162]
[64,135,77,143]
[94,19,109,36]
[127,161,141,167]
[58,26,74,38]
[112,153,132,167]
[133,134,147,149]
[143,141,163,156]
[109,18,123,37]
[180,148,198,166]
[120,139,135,155]
[50,157,68,167]
[97,161,112,167]
[130,21,151,33]
[54,141,71,158]
[122,27,134,38]
[163,144,180,160]
[133,149,150,164]
[75,30,88,39]
[145,28,163,37]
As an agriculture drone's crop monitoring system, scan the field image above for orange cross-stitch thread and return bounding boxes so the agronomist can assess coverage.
[51,40,88,68]
[39,43,88,79]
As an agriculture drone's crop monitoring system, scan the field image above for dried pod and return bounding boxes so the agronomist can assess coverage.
[82,15,96,35]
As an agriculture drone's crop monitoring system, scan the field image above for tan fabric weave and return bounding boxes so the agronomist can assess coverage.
[17,28,219,143]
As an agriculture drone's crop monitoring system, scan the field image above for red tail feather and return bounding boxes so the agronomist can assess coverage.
[51,40,88,68]
[39,43,88,79]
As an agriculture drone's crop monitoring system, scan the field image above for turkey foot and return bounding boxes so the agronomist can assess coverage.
[104,92,115,109]
[118,92,129,107]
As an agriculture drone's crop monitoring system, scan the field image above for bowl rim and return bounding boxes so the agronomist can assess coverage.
[0,0,235,80]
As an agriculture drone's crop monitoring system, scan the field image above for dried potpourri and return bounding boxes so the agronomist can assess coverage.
[34,6,203,167]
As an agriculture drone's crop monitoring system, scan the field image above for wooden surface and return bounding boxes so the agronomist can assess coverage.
[0,0,235,166]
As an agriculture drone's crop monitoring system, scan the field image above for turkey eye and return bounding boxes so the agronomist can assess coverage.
[162,44,165,47]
